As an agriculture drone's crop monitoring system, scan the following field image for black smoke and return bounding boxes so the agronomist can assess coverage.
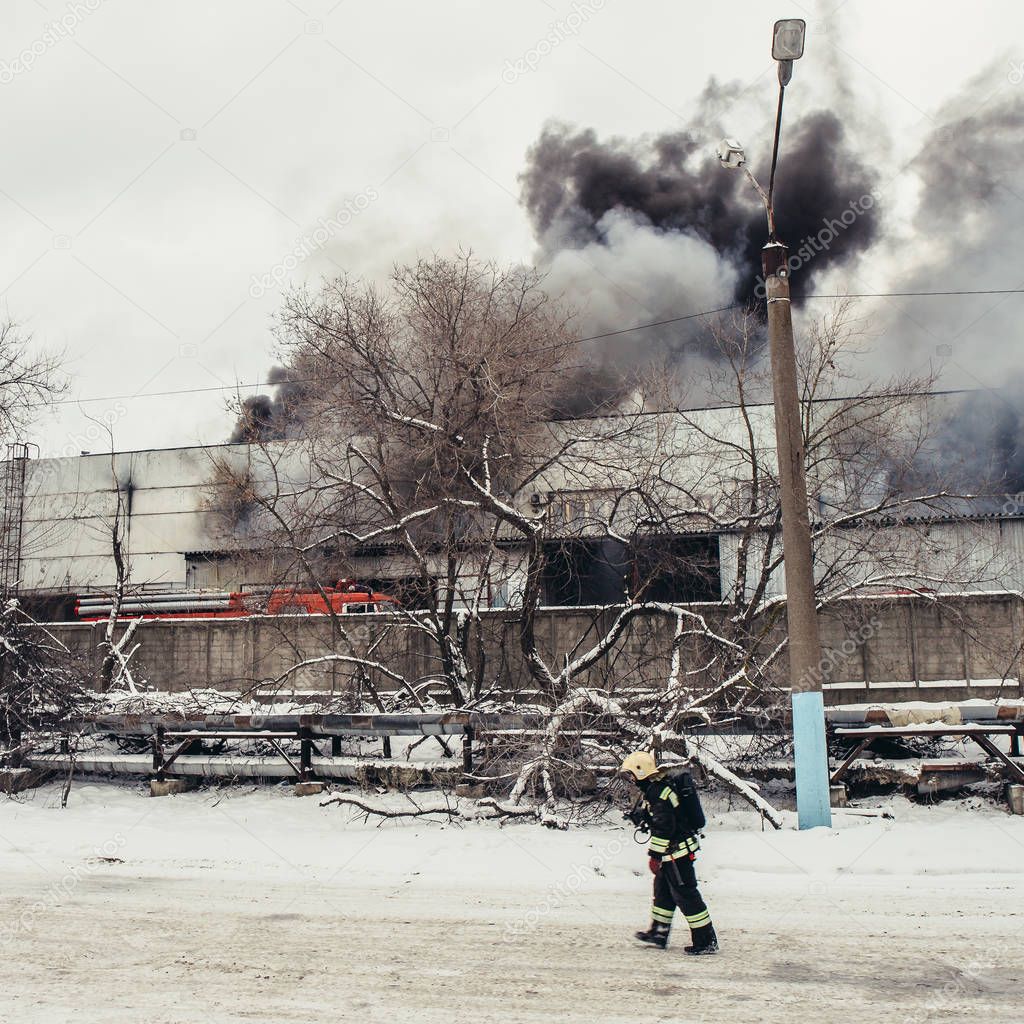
[897,382,1024,497]
[229,365,309,444]
[878,79,1024,495]
[548,361,635,419]
[521,109,881,308]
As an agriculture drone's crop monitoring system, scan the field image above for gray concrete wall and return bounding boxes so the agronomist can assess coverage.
[49,592,1024,705]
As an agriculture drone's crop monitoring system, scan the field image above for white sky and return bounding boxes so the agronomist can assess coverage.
[2,0,1021,456]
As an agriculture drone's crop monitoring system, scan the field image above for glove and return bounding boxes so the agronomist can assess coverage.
[648,856,661,876]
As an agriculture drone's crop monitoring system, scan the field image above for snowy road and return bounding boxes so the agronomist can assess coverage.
[0,784,1021,1023]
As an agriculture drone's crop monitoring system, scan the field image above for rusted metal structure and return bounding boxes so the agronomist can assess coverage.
[831,723,1024,787]
[0,443,31,601]
[29,710,546,784]
[825,702,1024,802]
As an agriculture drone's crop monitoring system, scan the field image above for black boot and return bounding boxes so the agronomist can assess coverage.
[635,922,671,949]
[684,924,718,955]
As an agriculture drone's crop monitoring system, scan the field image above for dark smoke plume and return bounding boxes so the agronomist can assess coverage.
[876,77,1024,494]
[229,365,309,443]
[895,381,1024,498]
[234,61,1021,491]
[946,385,1024,495]
[548,361,635,419]
[521,110,881,309]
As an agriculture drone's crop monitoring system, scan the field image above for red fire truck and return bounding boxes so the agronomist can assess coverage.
[74,581,398,621]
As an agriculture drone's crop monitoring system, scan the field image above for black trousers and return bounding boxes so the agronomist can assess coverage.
[651,855,712,933]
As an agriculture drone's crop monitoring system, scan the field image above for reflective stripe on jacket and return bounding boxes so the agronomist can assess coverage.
[643,779,701,861]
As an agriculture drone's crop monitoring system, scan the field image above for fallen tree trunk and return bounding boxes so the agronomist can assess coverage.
[692,747,786,830]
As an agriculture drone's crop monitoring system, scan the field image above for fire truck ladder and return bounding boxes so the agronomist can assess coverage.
[0,443,31,602]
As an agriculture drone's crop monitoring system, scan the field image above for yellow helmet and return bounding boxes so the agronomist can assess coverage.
[620,750,659,781]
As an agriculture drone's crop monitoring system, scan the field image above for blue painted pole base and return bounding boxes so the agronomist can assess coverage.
[792,690,833,830]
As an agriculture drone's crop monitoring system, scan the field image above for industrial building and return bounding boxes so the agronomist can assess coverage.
[2,407,1023,620]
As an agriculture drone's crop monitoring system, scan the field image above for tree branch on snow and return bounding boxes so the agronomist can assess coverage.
[690,746,785,830]
[320,793,461,821]
[319,792,561,827]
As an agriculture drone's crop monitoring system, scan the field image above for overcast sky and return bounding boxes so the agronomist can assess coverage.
[2,0,1022,456]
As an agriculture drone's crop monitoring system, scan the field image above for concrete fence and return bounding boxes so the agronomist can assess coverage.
[49,592,1024,705]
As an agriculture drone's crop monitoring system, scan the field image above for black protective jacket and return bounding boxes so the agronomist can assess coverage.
[640,775,701,862]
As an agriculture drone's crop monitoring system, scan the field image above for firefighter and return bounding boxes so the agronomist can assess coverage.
[620,750,718,955]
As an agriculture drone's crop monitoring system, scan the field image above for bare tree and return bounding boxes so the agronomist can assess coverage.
[509,301,1001,811]
[0,318,65,601]
[0,319,65,444]
[211,253,636,711]
[0,599,90,794]
[96,449,142,694]
[0,318,71,781]
[209,278,997,822]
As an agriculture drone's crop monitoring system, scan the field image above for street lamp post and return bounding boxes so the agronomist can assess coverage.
[718,18,832,830]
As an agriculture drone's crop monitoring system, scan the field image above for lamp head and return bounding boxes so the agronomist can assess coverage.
[773,18,806,86]
[716,137,746,170]
[772,19,806,60]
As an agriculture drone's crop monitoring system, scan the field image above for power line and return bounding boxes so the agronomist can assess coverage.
[50,288,1024,408]
[51,303,744,407]
[551,385,989,423]
[574,304,740,341]
[805,288,1024,298]
[53,380,266,407]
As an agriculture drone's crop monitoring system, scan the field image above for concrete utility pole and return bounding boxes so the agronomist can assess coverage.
[763,241,831,830]
[718,18,832,829]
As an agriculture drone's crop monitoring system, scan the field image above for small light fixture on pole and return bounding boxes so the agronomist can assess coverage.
[772,18,806,81]
[715,138,776,239]
[718,18,832,831]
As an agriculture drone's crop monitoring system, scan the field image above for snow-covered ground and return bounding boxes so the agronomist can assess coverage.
[0,782,1021,1024]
